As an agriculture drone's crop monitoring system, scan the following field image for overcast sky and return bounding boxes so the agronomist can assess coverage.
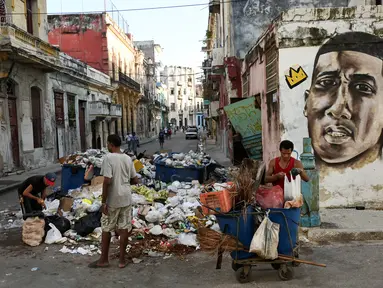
[47,0,208,78]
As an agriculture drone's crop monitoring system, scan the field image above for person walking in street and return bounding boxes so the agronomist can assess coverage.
[130,132,139,155]
[159,129,165,149]
[125,133,132,151]
[168,128,172,139]
[265,140,310,191]
[18,173,57,214]
[89,134,139,269]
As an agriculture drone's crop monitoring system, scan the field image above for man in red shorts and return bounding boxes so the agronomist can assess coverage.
[265,140,310,191]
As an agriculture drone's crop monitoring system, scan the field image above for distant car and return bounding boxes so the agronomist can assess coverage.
[185,128,198,140]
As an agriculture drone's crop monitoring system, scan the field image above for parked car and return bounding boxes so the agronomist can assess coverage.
[185,127,198,140]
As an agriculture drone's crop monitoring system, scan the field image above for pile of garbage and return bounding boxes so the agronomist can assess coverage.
[61,149,108,168]
[37,179,223,259]
[154,151,214,168]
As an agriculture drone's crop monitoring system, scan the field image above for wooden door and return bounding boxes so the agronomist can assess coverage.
[79,101,86,151]
[8,98,20,167]
[54,92,65,158]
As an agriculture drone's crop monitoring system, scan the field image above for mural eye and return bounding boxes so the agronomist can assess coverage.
[318,79,337,88]
[354,83,373,95]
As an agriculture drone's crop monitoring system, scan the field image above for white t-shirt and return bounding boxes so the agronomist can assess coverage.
[100,153,137,208]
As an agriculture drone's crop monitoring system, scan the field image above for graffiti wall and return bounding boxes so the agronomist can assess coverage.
[279,31,383,208]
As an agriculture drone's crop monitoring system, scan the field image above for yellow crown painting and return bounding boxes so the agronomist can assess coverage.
[285,65,308,89]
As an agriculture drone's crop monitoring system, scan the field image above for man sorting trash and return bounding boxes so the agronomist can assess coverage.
[18,173,57,214]
[265,140,310,190]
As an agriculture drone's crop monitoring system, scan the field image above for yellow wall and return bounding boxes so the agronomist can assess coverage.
[7,0,48,42]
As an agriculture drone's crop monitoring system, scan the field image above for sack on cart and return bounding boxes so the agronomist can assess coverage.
[249,215,279,260]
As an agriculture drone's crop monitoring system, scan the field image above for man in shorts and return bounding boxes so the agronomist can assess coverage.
[89,134,139,269]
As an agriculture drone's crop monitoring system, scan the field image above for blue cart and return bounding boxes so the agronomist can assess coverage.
[213,206,301,283]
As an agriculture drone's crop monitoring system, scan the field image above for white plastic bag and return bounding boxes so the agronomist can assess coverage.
[45,223,63,244]
[249,215,280,260]
[292,175,301,199]
[177,233,198,247]
[284,175,293,201]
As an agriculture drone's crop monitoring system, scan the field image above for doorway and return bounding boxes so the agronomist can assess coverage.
[54,92,65,158]
[91,120,97,149]
[79,101,86,151]
[8,97,20,168]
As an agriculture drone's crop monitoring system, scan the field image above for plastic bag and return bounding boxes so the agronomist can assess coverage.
[74,211,102,237]
[284,173,302,202]
[177,233,198,247]
[256,186,284,209]
[45,223,64,244]
[249,215,279,260]
[44,215,71,235]
[84,164,94,181]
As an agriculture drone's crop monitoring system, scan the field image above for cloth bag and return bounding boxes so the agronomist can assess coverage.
[249,214,280,260]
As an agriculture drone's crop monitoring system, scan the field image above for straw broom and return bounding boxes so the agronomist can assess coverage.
[197,228,245,254]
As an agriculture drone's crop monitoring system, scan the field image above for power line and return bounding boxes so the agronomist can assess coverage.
[5,0,247,15]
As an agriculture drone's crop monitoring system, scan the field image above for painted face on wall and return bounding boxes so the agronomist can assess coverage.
[305,51,383,164]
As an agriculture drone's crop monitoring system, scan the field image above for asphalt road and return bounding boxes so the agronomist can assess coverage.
[0,236,382,288]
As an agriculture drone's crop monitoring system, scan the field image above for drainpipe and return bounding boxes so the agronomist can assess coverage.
[300,137,321,227]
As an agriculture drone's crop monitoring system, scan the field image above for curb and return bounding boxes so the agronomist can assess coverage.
[0,167,62,195]
[300,227,383,243]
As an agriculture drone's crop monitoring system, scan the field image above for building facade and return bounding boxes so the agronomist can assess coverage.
[242,5,383,208]
[47,13,142,140]
[161,66,196,128]
[134,40,167,135]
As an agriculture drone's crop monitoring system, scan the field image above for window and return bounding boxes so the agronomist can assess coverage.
[184,88,187,95]
[67,94,76,128]
[26,0,33,34]
[171,103,175,111]
[377,0,382,5]
[197,103,200,111]
[31,87,42,148]
[170,88,174,95]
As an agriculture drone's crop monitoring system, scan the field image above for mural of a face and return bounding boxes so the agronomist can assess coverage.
[305,50,383,164]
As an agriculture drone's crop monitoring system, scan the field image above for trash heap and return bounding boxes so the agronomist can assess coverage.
[38,179,224,259]
[154,151,214,168]
[61,149,108,168]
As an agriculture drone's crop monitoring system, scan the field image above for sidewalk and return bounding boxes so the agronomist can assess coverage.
[121,135,157,150]
[0,163,62,194]
[300,208,383,243]
[204,139,232,168]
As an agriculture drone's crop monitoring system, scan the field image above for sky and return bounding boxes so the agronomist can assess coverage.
[47,0,208,78]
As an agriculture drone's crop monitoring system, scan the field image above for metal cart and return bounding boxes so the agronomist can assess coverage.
[207,205,301,283]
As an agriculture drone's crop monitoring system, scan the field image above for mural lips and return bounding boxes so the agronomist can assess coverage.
[324,124,353,145]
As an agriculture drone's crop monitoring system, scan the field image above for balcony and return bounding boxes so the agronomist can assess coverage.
[177,81,182,86]
[209,0,220,13]
[89,101,110,119]
[119,71,140,93]
[187,81,193,87]
[0,22,60,71]
[178,94,182,100]
[202,58,212,70]
[189,109,194,115]
[178,110,183,115]
[110,104,122,117]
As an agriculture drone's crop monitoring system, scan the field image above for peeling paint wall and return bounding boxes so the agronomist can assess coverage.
[277,6,383,208]
[230,0,368,59]
[0,62,55,173]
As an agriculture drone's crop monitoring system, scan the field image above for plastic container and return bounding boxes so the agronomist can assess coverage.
[155,163,208,183]
[215,206,257,260]
[268,208,300,256]
[199,185,234,215]
[61,165,101,193]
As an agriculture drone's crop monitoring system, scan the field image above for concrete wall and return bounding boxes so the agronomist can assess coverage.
[276,6,383,208]
[0,63,55,173]
[229,0,369,59]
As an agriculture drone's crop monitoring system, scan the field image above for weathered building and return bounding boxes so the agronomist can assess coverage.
[51,53,117,156]
[47,13,142,140]
[0,0,62,174]
[161,66,196,128]
[242,5,383,208]
[134,41,166,135]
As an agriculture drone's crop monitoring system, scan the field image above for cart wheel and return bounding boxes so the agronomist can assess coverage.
[271,263,281,270]
[232,261,243,271]
[292,250,300,267]
[278,265,294,281]
[235,266,252,283]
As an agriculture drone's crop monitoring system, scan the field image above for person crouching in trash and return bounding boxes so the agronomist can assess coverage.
[18,173,57,214]
[264,140,310,190]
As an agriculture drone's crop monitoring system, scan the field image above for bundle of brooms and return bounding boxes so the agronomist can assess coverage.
[197,227,244,254]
